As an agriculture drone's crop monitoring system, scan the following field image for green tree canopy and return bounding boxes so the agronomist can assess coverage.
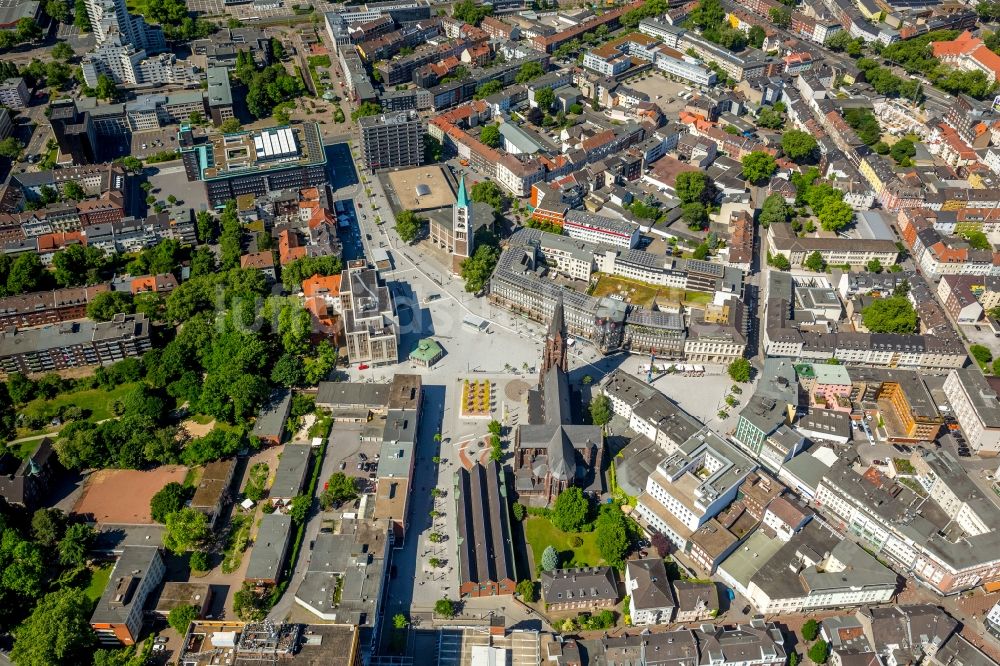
[480,123,501,148]
[395,210,425,243]
[86,291,135,321]
[163,508,210,554]
[808,640,830,665]
[728,357,752,382]
[589,394,613,427]
[321,473,359,510]
[801,619,819,641]
[434,598,457,618]
[515,61,545,84]
[516,579,537,602]
[781,130,818,162]
[168,604,199,634]
[759,193,790,228]
[10,589,95,666]
[541,544,559,571]
[552,487,590,532]
[150,481,190,523]
[57,522,95,567]
[741,151,777,184]
[460,244,499,294]
[534,87,555,111]
[595,504,630,568]
[675,171,708,204]
[861,296,917,334]
[804,250,826,272]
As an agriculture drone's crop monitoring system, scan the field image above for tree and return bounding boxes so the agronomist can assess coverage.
[808,640,830,665]
[475,79,503,99]
[74,0,90,30]
[273,105,291,125]
[351,101,382,121]
[541,545,559,572]
[10,589,95,666]
[516,579,537,602]
[470,180,508,210]
[801,619,819,642]
[151,481,190,523]
[163,508,210,554]
[781,130,818,162]
[866,258,883,273]
[675,171,708,204]
[395,210,424,243]
[289,494,311,523]
[769,6,791,27]
[0,137,23,159]
[119,155,143,173]
[515,61,545,84]
[512,501,526,521]
[480,123,501,148]
[682,202,708,230]
[818,198,853,232]
[320,472,358,509]
[759,193,790,228]
[96,73,119,101]
[747,24,766,48]
[30,508,65,547]
[692,242,710,260]
[58,523,94,567]
[742,151,777,184]
[393,613,409,630]
[971,344,993,367]
[552,487,590,532]
[434,598,457,618]
[861,296,917,334]
[190,550,210,572]
[87,291,134,321]
[220,118,242,133]
[460,244,500,294]
[590,394,612,427]
[534,87,555,111]
[804,251,826,272]
[889,138,916,166]
[727,357,752,383]
[168,604,199,634]
[595,504,630,568]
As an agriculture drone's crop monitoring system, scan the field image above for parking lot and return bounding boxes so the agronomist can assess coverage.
[620,73,698,116]
[326,420,384,493]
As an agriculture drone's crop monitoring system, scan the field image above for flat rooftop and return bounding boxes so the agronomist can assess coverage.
[195,122,326,181]
[386,165,456,212]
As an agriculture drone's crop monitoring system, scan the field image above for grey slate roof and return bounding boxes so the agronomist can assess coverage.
[244,513,292,582]
[626,558,675,613]
[270,444,311,500]
[541,566,618,604]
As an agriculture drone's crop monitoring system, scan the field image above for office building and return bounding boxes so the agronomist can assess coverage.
[357,109,424,172]
[944,368,1000,456]
[339,260,398,366]
[182,123,328,208]
[205,67,234,125]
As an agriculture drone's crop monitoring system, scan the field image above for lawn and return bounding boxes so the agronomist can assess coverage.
[591,274,660,308]
[8,439,42,459]
[16,383,138,437]
[524,517,604,570]
[84,564,113,604]
[222,513,252,574]
[683,291,714,305]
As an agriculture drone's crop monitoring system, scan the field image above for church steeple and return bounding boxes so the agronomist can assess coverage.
[456,173,469,208]
[451,174,473,274]
[541,294,569,376]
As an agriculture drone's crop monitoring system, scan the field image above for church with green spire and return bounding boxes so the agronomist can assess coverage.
[451,174,474,274]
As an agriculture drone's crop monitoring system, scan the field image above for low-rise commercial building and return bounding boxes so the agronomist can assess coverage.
[456,461,517,597]
[244,513,293,586]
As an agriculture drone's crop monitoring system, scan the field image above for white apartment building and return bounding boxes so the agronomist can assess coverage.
[636,429,756,549]
[943,368,1000,456]
[0,78,29,110]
